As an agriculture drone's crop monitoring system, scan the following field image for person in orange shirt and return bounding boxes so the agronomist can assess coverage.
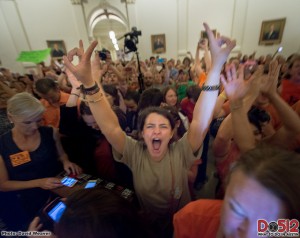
[34,77,70,128]
[174,146,300,238]
[279,55,300,106]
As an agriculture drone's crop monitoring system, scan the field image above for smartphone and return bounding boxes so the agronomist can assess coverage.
[43,198,66,223]
[61,176,78,187]
[84,180,97,189]
[157,58,165,63]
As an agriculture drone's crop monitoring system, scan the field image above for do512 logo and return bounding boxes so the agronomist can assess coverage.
[257,219,299,237]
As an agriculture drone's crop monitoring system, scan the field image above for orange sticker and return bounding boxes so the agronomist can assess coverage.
[9,151,31,167]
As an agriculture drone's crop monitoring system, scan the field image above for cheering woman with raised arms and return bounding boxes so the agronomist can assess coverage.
[63,23,236,236]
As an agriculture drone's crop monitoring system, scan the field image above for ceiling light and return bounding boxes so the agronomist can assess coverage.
[112,38,117,44]
[109,31,115,39]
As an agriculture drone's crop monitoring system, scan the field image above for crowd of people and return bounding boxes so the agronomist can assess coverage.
[0,22,299,237]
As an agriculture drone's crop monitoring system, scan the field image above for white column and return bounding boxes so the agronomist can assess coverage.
[177,0,189,58]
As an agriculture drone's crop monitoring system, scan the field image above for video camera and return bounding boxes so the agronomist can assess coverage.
[123,27,142,53]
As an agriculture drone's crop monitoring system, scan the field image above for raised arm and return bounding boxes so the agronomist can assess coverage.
[213,114,233,160]
[187,23,236,152]
[63,40,126,154]
[203,38,212,72]
[193,41,203,78]
[108,64,126,82]
[261,60,300,147]
[65,68,82,107]
[221,64,263,153]
[194,38,211,77]
[213,90,227,119]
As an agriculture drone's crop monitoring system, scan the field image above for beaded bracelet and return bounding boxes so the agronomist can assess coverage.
[79,82,100,95]
[230,100,243,111]
[71,93,80,97]
[81,91,104,104]
[202,85,220,91]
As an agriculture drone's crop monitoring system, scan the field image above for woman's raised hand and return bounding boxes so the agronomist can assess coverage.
[91,50,106,82]
[221,64,246,101]
[203,23,236,68]
[260,60,281,96]
[63,40,98,88]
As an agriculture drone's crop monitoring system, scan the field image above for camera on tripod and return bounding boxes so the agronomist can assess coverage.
[119,26,144,92]
[124,27,142,53]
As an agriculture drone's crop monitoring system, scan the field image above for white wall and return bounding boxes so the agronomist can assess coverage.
[0,0,299,73]
[242,0,300,57]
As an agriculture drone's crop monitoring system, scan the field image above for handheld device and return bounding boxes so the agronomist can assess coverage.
[61,176,78,187]
[272,46,283,59]
[157,58,165,63]
[84,180,97,189]
[43,198,66,223]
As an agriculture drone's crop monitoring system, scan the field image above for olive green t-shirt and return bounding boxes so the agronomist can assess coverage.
[113,133,202,218]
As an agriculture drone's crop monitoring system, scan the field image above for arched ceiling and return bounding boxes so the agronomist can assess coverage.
[92,18,127,51]
[88,5,129,53]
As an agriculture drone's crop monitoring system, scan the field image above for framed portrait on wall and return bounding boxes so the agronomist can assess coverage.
[259,18,286,45]
[151,34,166,54]
[47,40,67,59]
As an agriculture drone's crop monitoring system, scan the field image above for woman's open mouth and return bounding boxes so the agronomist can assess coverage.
[152,138,162,151]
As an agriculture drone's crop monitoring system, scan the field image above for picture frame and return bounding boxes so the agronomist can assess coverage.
[259,18,286,45]
[46,40,67,59]
[151,34,166,54]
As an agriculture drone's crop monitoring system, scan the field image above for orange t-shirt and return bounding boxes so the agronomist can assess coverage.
[173,199,222,238]
[290,100,300,151]
[280,79,300,106]
[198,72,207,88]
[40,91,70,128]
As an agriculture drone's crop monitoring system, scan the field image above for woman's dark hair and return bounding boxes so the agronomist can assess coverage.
[137,88,163,112]
[34,77,58,94]
[186,85,201,101]
[247,106,270,133]
[124,90,140,105]
[161,86,177,104]
[102,84,120,106]
[137,106,176,132]
[55,188,149,238]
[162,105,186,138]
[183,57,191,66]
[230,145,300,220]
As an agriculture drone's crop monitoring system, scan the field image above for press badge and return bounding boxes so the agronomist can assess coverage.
[9,151,31,167]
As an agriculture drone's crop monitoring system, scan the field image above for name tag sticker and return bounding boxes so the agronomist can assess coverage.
[9,151,31,167]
